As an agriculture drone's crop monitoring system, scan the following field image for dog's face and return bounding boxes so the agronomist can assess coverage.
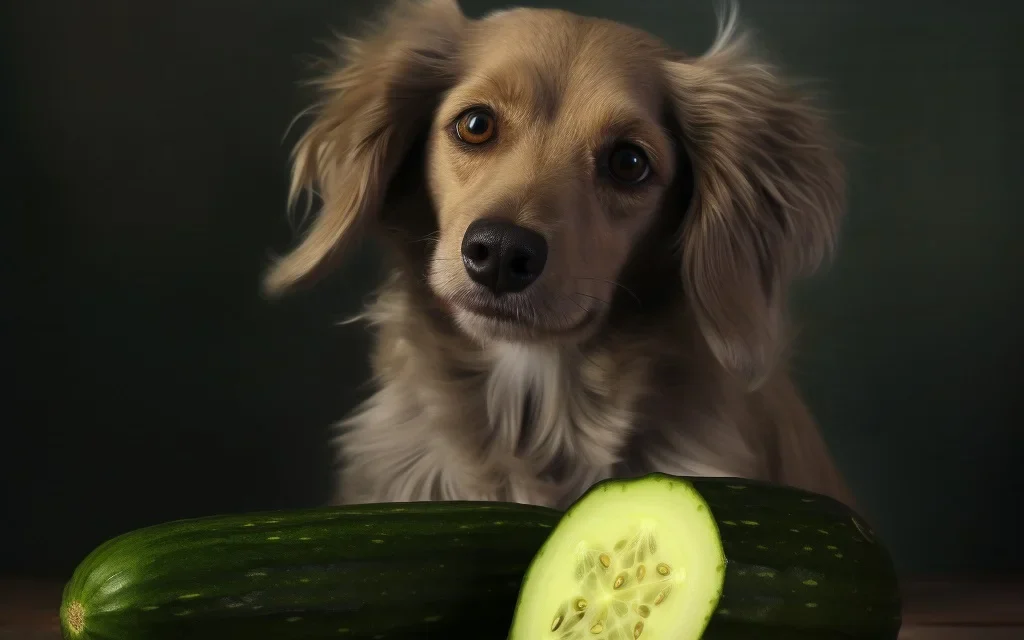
[425,11,677,343]
[265,0,844,387]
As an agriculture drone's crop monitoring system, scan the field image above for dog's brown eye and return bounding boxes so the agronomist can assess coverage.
[455,110,496,145]
[607,144,651,184]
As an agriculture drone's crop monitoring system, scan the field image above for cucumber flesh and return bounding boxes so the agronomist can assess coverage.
[509,476,724,640]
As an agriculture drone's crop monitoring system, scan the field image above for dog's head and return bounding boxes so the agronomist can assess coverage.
[264,0,843,388]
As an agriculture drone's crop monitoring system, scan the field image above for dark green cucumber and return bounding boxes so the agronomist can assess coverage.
[60,501,561,640]
[508,474,902,640]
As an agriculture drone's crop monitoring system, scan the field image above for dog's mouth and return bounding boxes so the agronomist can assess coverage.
[460,300,522,322]
[443,297,597,339]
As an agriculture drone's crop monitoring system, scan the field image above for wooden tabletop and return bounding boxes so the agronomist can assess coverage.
[3,577,1021,639]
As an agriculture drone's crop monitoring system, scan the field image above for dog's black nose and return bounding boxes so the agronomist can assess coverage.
[461,218,548,295]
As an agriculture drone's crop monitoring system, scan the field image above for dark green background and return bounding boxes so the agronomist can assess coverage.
[3,0,1021,579]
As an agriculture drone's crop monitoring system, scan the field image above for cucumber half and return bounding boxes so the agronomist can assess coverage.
[509,475,724,640]
[508,474,902,640]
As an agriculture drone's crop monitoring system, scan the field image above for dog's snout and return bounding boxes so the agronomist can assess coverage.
[461,219,548,295]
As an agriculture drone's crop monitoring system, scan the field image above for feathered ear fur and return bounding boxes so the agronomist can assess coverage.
[662,3,844,389]
[263,0,466,296]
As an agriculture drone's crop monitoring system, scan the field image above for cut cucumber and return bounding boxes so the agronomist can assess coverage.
[507,474,902,640]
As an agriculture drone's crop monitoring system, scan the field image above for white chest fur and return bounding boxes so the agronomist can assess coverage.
[485,343,566,460]
[337,339,637,507]
[482,343,626,505]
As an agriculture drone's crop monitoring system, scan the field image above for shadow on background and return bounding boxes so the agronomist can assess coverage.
[3,0,1022,579]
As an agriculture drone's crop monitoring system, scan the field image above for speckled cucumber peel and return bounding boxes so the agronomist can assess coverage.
[57,476,901,640]
[58,501,563,640]
[507,474,903,640]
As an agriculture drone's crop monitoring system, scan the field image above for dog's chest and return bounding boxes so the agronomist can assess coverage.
[483,344,627,500]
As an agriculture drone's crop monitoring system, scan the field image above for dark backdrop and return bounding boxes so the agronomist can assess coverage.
[3,0,1022,580]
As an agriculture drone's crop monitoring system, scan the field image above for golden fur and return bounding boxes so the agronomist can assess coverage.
[264,0,855,509]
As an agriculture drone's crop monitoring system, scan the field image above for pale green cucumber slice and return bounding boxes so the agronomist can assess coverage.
[508,475,724,640]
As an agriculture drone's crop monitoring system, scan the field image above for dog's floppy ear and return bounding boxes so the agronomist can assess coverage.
[662,4,844,388]
[263,0,466,296]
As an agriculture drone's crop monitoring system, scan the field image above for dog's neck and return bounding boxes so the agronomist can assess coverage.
[485,343,565,473]
[480,339,638,504]
[484,342,610,463]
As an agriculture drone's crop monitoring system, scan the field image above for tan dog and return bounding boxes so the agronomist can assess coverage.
[265,0,855,509]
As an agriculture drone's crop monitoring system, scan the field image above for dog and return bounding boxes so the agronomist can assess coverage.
[264,0,855,510]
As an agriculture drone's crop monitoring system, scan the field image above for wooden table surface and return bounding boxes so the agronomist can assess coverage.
[2,577,1021,639]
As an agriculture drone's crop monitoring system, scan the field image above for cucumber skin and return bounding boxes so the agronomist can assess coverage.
[585,475,903,640]
[60,501,562,640]
[63,477,903,640]
[693,476,901,639]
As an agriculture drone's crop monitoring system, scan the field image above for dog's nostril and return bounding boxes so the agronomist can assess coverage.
[465,242,490,263]
[507,253,532,279]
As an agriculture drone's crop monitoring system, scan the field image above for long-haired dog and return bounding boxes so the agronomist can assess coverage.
[264,0,855,509]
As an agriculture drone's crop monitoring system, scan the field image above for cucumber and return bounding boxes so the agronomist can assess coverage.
[507,474,902,640]
[60,501,561,640]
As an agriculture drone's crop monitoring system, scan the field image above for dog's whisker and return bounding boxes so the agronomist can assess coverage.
[560,293,589,317]
[424,269,464,296]
[440,273,465,294]
[536,292,559,331]
[572,291,611,307]
[409,230,443,244]
[537,286,583,332]
[576,277,640,305]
